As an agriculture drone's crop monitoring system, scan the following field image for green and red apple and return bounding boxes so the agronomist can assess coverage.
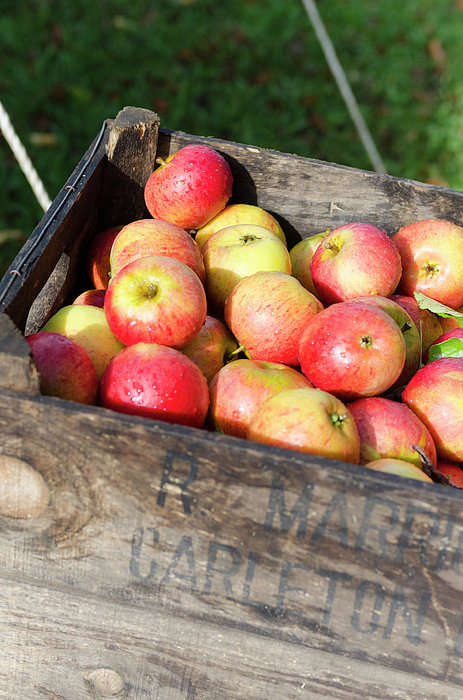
[224,270,323,367]
[104,254,207,349]
[311,222,402,305]
[247,387,360,463]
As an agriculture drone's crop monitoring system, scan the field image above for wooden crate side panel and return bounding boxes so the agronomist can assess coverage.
[1,389,463,694]
[157,129,463,246]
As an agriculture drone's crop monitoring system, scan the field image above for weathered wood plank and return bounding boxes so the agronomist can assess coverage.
[2,577,461,699]
[157,129,463,247]
[0,389,463,696]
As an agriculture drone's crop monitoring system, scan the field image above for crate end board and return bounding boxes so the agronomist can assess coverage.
[2,390,463,696]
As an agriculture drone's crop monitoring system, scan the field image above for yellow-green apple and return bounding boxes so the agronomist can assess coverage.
[298,300,406,400]
[353,294,420,388]
[87,225,123,289]
[195,203,286,248]
[99,342,209,428]
[392,219,463,309]
[202,224,291,310]
[364,458,433,482]
[144,144,233,230]
[424,327,463,364]
[289,230,330,296]
[348,396,437,468]
[41,304,124,378]
[180,315,240,384]
[209,358,313,438]
[109,218,205,283]
[247,387,360,463]
[104,254,207,348]
[25,331,98,405]
[402,357,463,462]
[224,270,323,367]
[390,293,443,354]
[434,460,463,488]
[72,289,106,308]
[310,222,402,305]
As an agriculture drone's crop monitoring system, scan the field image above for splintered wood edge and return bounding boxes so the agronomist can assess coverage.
[0,312,39,393]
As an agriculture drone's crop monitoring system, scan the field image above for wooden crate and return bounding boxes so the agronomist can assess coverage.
[1,106,463,699]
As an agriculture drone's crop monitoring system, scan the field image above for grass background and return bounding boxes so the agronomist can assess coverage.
[1,0,463,274]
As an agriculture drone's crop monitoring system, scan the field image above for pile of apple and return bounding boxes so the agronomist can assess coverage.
[25,144,463,488]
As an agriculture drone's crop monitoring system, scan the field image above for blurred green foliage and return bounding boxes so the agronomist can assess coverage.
[1,0,463,273]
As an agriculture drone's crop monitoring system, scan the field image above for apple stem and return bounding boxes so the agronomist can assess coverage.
[226,344,246,361]
[155,157,167,168]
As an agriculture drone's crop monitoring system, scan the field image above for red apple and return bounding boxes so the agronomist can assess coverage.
[202,224,291,310]
[310,222,402,305]
[353,294,420,388]
[348,396,437,468]
[402,357,463,462]
[180,315,240,384]
[104,254,207,349]
[109,218,205,283]
[390,293,443,354]
[434,461,463,488]
[195,203,286,249]
[209,358,313,438]
[224,270,323,367]
[25,331,98,405]
[72,289,106,308]
[41,304,124,379]
[247,387,360,463]
[144,144,233,230]
[99,342,209,428]
[289,230,330,296]
[87,225,123,289]
[392,219,463,309]
[298,300,406,401]
[364,458,433,482]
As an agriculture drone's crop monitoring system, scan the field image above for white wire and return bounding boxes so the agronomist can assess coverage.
[301,0,387,174]
[0,99,52,212]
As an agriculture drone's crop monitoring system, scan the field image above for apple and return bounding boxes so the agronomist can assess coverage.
[402,357,463,462]
[434,460,463,488]
[25,331,98,405]
[224,270,323,367]
[41,304,124,378]
[364,458,433,482]
[109,217,205,284]
[353,294,420,388]
[72,289,106,308]
[289,230,330,296]
[202,224,291,310]
[390,293,443,354]
[209,358,313,438]
[180,315,240,384]
[86,225,123,289]
[392,219,463,309]
[247,387,360,463]
[310,222,402,305]
[298,299,406,401]
[99,342,209,428]
[144,144,233,230]
[104,254,207,348]
[348,396,437,468]
[195,203,286,249]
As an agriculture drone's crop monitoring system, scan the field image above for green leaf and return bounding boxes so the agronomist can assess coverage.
[414,292,463,327]
[427,337,463,363]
